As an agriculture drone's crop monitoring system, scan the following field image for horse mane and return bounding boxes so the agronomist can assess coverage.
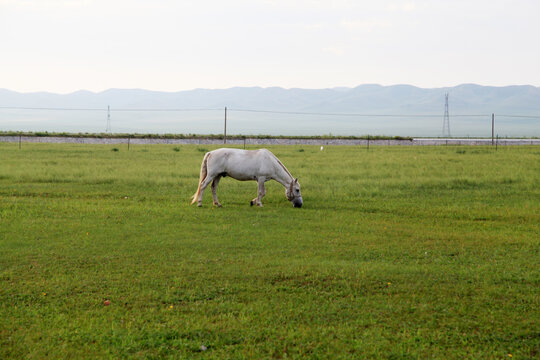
[266,150,293,182]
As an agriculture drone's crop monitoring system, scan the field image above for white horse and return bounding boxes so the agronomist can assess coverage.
[191,148,303,208]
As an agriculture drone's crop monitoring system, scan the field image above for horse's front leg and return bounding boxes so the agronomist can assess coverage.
[250,177,266,207]
[211,175,222,207]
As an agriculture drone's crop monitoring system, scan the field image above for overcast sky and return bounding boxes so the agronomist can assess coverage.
[1,0,539,93]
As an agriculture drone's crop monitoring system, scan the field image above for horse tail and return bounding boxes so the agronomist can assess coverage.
[191,152,211,204]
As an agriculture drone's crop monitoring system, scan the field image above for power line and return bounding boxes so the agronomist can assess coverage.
[496,114,540,119]
[112,108,223,112]
[1,105,539,118]
[0,106,222,112]
[228,108,490,117]
[0,106,106,111]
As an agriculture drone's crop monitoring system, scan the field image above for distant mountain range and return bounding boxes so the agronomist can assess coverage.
[2,83,540,113]
[1,84,539,136]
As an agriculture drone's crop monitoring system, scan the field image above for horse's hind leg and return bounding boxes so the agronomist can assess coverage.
[211,175,222,207]
[197,175,214,207]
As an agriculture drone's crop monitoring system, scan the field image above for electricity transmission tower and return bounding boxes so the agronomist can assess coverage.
[442,93,450,137]
[106,105,111,133]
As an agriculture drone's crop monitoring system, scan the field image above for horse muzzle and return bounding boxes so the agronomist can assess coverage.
[292,197,303,208]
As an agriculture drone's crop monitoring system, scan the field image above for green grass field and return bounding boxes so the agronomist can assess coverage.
[1,143,539,359]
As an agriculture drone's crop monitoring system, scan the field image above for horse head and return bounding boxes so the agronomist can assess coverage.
[286,178,303,208]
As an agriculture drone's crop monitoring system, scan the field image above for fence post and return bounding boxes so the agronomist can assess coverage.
[367,135,370,151]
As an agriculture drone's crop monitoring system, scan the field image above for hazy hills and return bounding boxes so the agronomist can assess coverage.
[2,84,540,113]
[1,84,539,136]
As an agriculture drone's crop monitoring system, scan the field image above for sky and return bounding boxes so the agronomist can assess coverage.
[1,0,539,94]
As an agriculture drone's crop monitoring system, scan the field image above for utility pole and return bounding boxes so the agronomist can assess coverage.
[491,113,495,145]
[224,106,227,144]
[442,93,451,137]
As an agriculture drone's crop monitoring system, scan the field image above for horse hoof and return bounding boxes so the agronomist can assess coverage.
[250,200,254,206]
[197,203,202,207]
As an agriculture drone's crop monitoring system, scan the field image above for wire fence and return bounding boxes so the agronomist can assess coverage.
[1,106,539,138]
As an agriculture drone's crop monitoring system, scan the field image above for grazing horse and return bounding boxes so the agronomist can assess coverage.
[191,148,303,208]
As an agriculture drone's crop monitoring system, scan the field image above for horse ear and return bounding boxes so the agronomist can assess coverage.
[295,178,298,183]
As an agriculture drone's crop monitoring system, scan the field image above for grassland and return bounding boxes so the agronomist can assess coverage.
[0,142,538,359]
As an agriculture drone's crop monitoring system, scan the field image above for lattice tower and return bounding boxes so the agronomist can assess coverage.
[442,93,450,137]
[106,105,111,133]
